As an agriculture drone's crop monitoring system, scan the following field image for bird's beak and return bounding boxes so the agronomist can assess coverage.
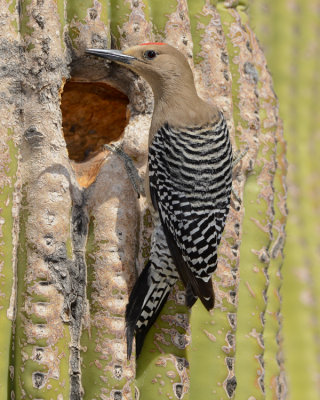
[86,49,136,65]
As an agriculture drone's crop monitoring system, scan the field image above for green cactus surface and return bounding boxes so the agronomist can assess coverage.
[0,130,18,398]
[249,1,320,399]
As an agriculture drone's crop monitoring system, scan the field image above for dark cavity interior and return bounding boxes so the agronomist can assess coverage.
[61,81,129,162]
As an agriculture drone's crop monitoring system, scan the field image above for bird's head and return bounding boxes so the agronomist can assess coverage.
[86,43,219,131]
[86,43,196,102]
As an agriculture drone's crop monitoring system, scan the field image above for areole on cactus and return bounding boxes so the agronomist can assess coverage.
[0,0,286,399]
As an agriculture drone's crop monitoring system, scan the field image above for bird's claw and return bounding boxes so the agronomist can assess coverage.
[232,187,242,204]
[232,147,249,168]
[231,147,248,205]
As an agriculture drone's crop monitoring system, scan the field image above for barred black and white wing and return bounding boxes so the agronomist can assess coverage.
[125,113,232,358]
[148,112,232,310]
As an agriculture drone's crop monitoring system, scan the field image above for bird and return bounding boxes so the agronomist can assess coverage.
[86,43,233,359]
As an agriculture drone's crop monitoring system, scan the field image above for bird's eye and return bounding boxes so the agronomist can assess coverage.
[144,50,157,60]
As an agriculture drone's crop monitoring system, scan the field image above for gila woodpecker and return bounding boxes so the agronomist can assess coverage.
[86,43,233,359]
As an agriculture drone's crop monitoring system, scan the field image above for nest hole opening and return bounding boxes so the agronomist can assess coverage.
[61,80,129,187]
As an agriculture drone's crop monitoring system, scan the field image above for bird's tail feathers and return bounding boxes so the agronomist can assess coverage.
[125,261,171,359]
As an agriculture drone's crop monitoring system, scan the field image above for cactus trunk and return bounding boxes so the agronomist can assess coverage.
[0,0,287,398]
[249,1,320,398]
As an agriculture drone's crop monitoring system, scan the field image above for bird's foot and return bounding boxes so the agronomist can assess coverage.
[231,147,248,204]
[231,187,242,204]
[232,147,249,168]
[104,143,145,198]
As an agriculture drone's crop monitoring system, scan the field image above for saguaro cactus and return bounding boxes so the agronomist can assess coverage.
[249,1,320,399]
[0,0,286,399]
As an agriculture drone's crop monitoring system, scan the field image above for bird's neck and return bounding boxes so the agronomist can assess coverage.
[150,84,219,143]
